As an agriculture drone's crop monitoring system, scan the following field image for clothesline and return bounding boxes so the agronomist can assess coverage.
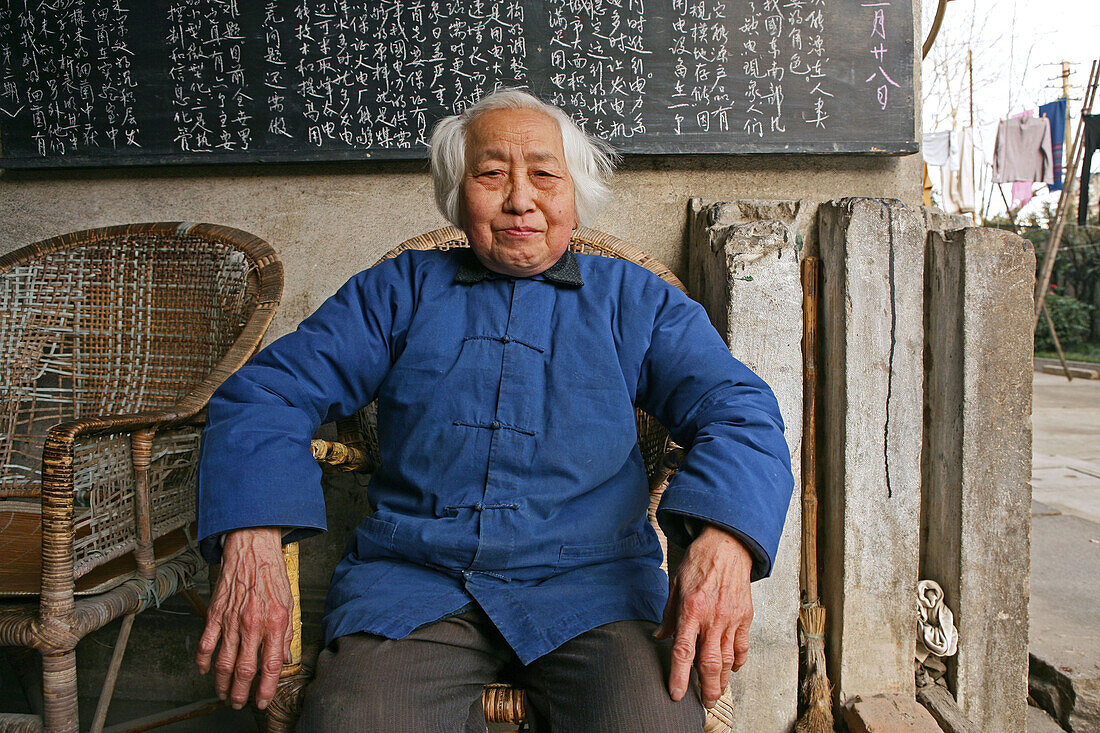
[923,97,1073,217]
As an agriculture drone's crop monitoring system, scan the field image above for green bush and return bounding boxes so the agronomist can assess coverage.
[1036,292,1094,351]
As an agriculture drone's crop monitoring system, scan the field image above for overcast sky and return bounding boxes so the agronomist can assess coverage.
[920,0,1100,219]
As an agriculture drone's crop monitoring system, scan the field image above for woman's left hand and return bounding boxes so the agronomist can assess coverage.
[654,525,754,709]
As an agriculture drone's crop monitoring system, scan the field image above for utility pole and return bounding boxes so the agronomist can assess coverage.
[969,49,977,223]
[1062,61,1073,165]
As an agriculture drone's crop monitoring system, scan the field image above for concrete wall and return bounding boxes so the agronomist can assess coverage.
[0,160,918,601]
[818,198,926,706]
[0,142,922,600]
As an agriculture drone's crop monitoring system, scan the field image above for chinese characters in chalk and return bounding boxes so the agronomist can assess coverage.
[280,0,528,149]
[548,0,649,139]
[2,0,142,156]
[671,0,731,135]
[167,0,252,153]
[0,0,913,161]
[740,0,832,137]
[862,1,899,110]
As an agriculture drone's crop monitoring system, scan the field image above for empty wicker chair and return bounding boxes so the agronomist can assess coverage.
[262,227,736,732]
[0,223,282,733]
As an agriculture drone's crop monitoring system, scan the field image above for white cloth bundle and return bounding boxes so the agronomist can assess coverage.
[916,579,959,664]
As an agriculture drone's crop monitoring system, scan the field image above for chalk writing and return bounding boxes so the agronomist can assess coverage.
[792,0,831,129]
[738,1,763,136]
[0,0,916,165]
[668,0,731,136]
[1,0,141,156]
[420,0,528,122]
[546,0,648,139]
[281,1,526,150]
[167,0,252,152]
[261,1,290,139]
[861,1,898,110]
[739,0,792,137]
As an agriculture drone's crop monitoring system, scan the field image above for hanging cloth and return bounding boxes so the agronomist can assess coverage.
[1006,112,1035,209]
[923,130,953,167]
[1039,98,1068,192]
[993,112,1054,200]
[1015,112,1041,208]
[940,129,975,214]
[1078,114,1100,225]
[923,163,934,207]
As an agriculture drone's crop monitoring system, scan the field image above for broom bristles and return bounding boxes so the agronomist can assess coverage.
[796,602,833,732]
[795,673,834,733]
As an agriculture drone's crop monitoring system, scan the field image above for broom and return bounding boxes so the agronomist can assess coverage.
[795,256,833,733]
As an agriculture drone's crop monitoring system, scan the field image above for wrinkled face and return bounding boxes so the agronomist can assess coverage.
[460,107,578,277]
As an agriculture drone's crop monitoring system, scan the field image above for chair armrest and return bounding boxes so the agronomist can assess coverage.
[648,444,684,494]
[310,438,375,473]
[281,542,303,672]
[36,408,206,617]
[45,406,205,450]
[261,541,309,732]
[647,444,685,577]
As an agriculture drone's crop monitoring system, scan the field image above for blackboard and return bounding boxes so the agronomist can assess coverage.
[0,0,916,169]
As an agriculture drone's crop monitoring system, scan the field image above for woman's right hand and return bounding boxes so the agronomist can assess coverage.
[196,526,294,710]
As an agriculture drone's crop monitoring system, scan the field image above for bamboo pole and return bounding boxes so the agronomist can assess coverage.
[1042,302,1073,382]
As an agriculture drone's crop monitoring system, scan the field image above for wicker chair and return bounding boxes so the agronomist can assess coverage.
[262,227,738,733]
[0,223,283,733]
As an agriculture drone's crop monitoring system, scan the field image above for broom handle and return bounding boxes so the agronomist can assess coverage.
[800,257,821,603]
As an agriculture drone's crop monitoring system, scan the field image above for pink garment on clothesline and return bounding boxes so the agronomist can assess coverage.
[1012,110,1034,208]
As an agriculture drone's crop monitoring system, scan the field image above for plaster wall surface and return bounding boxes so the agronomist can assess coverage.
[0,154,921,341]
[0,154,915,599]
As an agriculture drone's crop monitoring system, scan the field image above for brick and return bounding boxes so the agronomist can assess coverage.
[843,693,943,733]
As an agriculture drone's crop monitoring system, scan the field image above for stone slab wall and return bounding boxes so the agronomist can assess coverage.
[688,201,1036,729]
[922,227,1034,731]
[687,201,804,731]
[817,198,926,706]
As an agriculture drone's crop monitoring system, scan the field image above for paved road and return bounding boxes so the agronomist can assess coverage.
[1029,371,1100,731]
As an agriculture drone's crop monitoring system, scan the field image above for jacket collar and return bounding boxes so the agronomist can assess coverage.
[454,248,584,288]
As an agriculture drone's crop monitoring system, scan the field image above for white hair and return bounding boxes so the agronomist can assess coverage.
[429,89,617,228]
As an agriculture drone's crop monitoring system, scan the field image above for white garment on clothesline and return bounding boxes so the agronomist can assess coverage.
[940,129,976,214]
[923,130,952,168]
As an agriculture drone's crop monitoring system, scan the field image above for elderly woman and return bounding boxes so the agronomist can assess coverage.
[195,89,792,731]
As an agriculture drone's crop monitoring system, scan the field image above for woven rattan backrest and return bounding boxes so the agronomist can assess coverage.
[376,226,685,478]
[0,222,281,496]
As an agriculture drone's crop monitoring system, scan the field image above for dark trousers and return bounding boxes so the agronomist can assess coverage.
[296,607,705,732]
[1078,114,1100,225]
